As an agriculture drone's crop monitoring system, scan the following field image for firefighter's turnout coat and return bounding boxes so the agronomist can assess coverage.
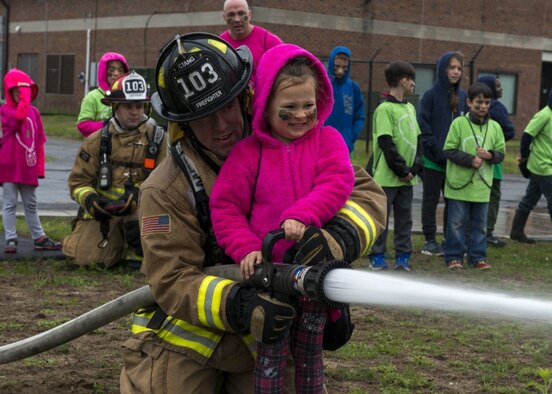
[63,118,167,266]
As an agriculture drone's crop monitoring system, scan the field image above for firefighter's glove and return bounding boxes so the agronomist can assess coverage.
[112,183,138,216]
[228,286,296,344]
[283,226,331,266]
[84,194,113,221]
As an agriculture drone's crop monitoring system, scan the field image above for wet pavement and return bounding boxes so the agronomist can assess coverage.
[1,137,550,240]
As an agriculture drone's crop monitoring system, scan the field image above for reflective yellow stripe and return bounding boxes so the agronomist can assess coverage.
[338,199,377,255]
[132,310,221,358]
[131,309,257,359]
[73,186,125,206]
[73,186,96,206]
[197,276,233,330]
[98,186,124,201]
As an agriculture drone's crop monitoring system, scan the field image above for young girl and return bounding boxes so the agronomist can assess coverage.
[418,51,467,256]
[0,68,61,253]
[210,44,354,392]
[76,52,128,137]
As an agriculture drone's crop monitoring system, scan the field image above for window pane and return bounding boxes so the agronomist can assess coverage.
[414,66,435,98]
[17,53,39,83]
[60,54,74,94]
[46,55,60,94]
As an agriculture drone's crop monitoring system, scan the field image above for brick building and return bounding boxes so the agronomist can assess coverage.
[1,0,551,136]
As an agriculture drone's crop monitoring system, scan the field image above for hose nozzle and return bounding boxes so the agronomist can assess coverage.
[246,260,350,309]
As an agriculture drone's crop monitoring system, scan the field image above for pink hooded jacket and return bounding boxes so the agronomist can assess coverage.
[0,68,46,186]
[76,52,128,136]
[210,44,354,263]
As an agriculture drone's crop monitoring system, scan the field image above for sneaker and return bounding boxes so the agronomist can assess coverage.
[369,253,388,271]
[473,260,492,270]
[34,235,62,251]
[421,239,444,256]
[394,253,412,271]
[446,259,463,270]
[487,234,506,248]
[4,239,17,254]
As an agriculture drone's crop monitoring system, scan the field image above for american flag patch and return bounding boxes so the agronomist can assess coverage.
[142,215,171,235]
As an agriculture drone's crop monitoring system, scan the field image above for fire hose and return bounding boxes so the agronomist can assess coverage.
[0,259,348,365]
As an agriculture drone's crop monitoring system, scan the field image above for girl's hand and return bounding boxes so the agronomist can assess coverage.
[282,219,306,241]
[240,251,262,279]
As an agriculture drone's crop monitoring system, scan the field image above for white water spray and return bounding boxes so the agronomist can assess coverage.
[324,269,552,321]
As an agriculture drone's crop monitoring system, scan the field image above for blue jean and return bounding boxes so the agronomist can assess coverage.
[444,199,488,265]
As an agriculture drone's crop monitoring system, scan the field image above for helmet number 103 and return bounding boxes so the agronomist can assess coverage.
[175,62,219,100]
[124,79,145,94]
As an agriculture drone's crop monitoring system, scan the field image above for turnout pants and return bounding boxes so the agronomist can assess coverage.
[63,211,140,267]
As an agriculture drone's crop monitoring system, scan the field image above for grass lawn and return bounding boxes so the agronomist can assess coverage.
[2,216,552,392]
[42,113,82,140]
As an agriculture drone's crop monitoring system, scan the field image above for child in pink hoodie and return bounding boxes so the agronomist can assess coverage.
[0,68,61,253]
[76,52,128,137]
[210,44,354,393]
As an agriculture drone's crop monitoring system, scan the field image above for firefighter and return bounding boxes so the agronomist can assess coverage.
[119,33,387,393]
[64,71,167,269]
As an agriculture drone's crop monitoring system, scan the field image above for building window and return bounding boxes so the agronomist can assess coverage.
[478,72,518,115]
[17,53,39,84]
[413,65,435,99]
[46,54,75,94]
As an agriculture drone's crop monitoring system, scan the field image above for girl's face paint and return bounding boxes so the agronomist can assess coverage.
[278,109,291,120]
[278,108,317,121]
[266,78,318,143]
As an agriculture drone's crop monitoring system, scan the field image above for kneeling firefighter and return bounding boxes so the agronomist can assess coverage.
[119,33,386,393]
[64,71,167,268]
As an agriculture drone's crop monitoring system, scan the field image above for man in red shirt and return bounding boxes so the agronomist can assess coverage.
[220,0,283,86]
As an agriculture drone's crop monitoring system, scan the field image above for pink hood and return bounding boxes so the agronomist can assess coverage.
[252,44,334,143]
[97,52,128,91]
[3,68,38,107]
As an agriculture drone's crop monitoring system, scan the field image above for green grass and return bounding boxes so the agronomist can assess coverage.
[1,216,552,392]
[322,235,552,393]
[0,216,72,241]
[42,114,82,140]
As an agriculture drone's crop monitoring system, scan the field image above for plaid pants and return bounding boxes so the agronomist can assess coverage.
[254,299,326,393]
